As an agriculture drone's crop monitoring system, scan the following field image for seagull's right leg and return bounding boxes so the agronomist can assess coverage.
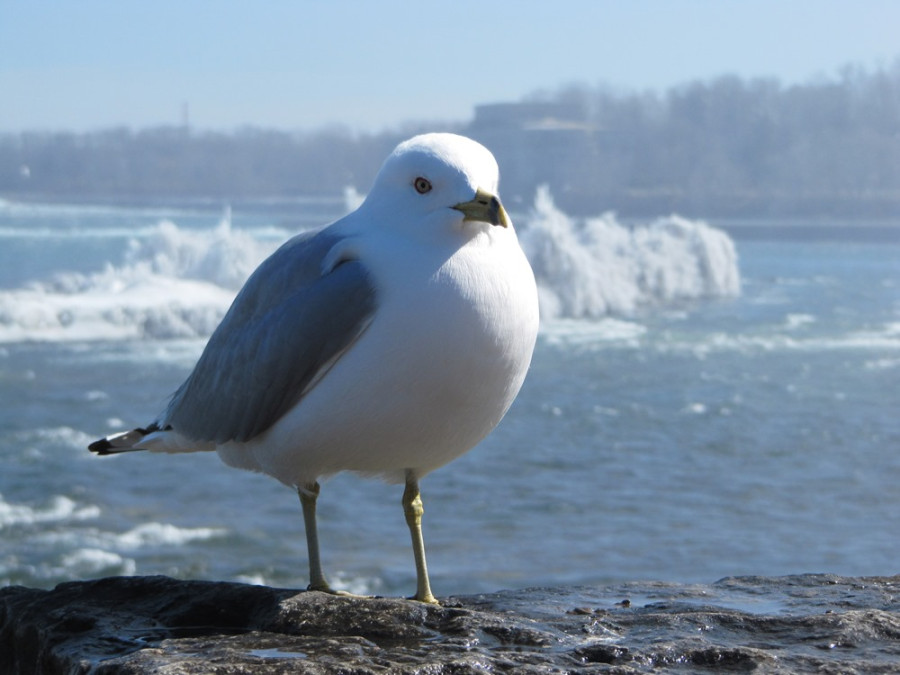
[299,482,368,598]
[299,482,332,592]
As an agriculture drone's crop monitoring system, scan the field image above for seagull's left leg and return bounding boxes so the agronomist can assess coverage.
[298,482,332,592]
[403,471,439,604]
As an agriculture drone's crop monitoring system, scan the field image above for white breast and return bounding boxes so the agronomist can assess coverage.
[223,225,539,488]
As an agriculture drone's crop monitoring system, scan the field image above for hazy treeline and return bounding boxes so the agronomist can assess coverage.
[1,61,898,218]
[523,62,900,217]
[0,127,403,203]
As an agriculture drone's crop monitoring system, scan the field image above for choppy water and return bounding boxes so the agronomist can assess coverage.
[0,195,898,600]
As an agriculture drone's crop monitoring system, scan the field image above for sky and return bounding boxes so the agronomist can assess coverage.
[1,0,898,134]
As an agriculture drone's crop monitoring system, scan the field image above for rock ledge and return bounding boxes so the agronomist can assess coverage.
[3,574,900,673]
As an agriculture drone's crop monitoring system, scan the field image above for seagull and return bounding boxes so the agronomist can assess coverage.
[89,133,540,604]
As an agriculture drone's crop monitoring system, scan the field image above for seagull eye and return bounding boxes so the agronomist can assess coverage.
[413,177,432,194]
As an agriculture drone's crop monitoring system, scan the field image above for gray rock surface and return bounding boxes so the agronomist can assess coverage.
[2,574,900,673]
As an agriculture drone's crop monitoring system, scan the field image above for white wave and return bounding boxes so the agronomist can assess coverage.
[674,322,900,357]
[122,218,269,290]
[0,548,137,584]
[35,521,227,551]
[13,426,96,453]
[784,313,816,330]
[0,190,741,343]
[233,573,269,586]
[540,317,647,347]
[518,186,741,319]
[864,357,900,370]
[60,548,137,576]
[0,493,100,529]
[328,570,385,596]
[0,224,164,240]
[540,315,900,355]
[343,185,366,212]
[231,569,383,595]
[113,522,227,549]
[0,219,277,343]
[0,196,221,221]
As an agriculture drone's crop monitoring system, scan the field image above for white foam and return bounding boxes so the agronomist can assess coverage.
[35,521,226,550]
[234,573,269,586]
[0,224,159,240]
[832,322,900,351]
[671,322,900,357]
[864,357,900,370]
[14,426,96,453]
[785,313,816,330]
[113,522,227,549]
[60,548,137,576]
[343,185,365,212]
[518,186,741,319]
[0,219,276,343]
[0,190,742,342]
[541,317,647,347]
[0,493,100,529]
[0,196,229,223]
[123,218,267,290]
[1,547,137,584]
[328,570,385,596]
[231,569,381,595]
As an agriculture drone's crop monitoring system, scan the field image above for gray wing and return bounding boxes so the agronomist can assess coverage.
[161,229,377,444]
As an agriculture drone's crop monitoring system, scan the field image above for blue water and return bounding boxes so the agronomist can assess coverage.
[1,198,898,598]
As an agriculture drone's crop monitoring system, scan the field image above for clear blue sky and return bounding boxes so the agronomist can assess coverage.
[2,0,898,133]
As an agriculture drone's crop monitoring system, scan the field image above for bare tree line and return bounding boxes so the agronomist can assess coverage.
[2,61,898,218]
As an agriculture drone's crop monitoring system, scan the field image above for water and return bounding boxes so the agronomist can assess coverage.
[1,195,897,600]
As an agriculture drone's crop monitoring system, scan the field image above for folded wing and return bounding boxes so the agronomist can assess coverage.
[161,230,378,444]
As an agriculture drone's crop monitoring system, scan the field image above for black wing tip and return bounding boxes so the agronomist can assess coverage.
[88,424,168,455]
[88,438,115,455]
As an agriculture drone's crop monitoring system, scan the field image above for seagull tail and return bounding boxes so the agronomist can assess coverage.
[88,423,166,456]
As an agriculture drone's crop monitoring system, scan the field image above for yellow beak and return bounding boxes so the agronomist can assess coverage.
[452,188,510,228]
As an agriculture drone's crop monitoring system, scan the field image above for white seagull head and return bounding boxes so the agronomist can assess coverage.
[361,133,510,237]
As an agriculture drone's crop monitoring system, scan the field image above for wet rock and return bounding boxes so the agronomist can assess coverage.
[2,574,900,673]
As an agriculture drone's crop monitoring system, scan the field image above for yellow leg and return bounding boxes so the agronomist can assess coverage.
[403,473,439,604]
[298,482,332,593]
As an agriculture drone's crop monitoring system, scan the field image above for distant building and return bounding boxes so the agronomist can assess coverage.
[466,102,600,212]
